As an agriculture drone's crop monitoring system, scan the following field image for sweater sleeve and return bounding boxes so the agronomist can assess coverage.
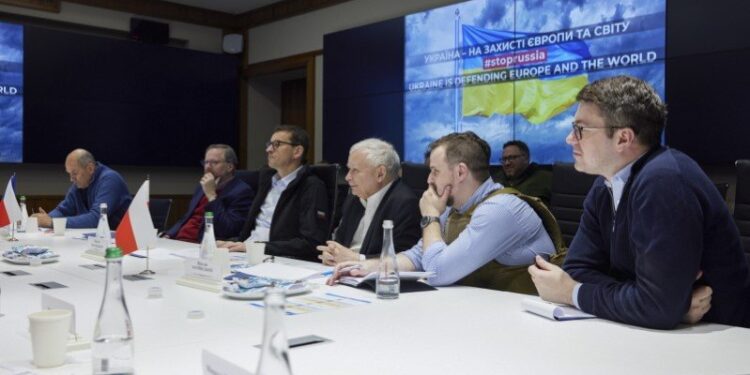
[574,174,703,329]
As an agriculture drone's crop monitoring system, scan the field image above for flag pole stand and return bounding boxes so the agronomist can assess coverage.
[7,222,19,241]
[139,245,155,275]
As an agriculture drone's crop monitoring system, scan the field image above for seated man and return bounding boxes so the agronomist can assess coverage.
[317,138,420,265]
[164,144,254,242]
[495,140,552,206]
[329,131,556,293]
[31,149,131,228]
[218,125,329,261]
[529,75,750,329]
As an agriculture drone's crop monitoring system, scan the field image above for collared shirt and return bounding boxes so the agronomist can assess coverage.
[350,181,394,250]
[604,160,637,212]
[248,166,303,242]
[401,178,555,286]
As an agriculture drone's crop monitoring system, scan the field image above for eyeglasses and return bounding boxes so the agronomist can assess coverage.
[265,140,298,150]
[570,123,626,141]
[200,160,225,167]
[501,154,525,163]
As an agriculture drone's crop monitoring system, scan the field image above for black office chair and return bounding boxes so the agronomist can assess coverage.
[149,198,172,233]
[400,162,430,198]
[549,163,597,246]
[714,182,730,203]
[734,160,750,258]
[235,169,260,193]
[310,164,341,237]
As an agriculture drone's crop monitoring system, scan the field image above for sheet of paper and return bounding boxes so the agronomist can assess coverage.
[250,291,371,315]
[234,262,331,281]
[522,297,596,321]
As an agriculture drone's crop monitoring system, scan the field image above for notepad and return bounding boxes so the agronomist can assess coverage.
[522,297,596,321]
[338,271,437,293]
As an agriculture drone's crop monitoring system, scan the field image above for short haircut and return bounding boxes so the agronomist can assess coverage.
[77,150,96,168]
[502,140,530,158]
[349,138,401,178]
[206,144,238,167]
[427,131,491,182]
[274,125,309,164]
[576,75,667,148]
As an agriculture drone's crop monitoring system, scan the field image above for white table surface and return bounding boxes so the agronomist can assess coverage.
[0,229,749,375]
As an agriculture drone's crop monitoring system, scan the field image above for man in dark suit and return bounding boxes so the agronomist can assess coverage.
[218,126,329,261]
[317,139,420,265]
[164,144,254,242]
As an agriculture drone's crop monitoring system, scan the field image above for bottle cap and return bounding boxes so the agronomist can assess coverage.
[105,247,123,259]
[382,220,394,229]
[205,211,213,218]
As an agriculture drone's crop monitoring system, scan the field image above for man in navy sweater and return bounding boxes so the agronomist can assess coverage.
[529,76,750,329]
[32,149,131,229]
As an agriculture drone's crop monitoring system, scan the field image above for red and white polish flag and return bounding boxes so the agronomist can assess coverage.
[115,180,155,254]
[0,176,21,228]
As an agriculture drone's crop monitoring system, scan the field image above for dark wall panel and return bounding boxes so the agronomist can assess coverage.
[323,18,404,164]
[24,26,240,166]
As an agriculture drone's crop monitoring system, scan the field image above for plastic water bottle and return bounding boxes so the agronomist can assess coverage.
[92,247,134,375]
[199,211,216,260]
[256,287,293,375]
[92,203,111,255]
[376,220,399,299]
[17,195,28,232]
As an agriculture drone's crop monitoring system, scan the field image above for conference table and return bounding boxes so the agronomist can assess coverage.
[0,229,749,375]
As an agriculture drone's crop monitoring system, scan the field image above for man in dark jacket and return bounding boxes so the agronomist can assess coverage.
[218,126,328,261]
[529,76,750,329]
[495,140,552,206]
[164,144,254,242]
[317,138,420,265]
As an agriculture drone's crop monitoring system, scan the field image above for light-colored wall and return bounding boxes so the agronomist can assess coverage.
[0,2,224,195]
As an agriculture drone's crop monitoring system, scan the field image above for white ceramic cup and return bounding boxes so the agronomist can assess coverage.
[52,218,67,236]
[26,217,39,233]
[28,309,71,368]
[246,241,266,265]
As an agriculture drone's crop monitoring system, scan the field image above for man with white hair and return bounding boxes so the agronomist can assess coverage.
[317,138,420,265]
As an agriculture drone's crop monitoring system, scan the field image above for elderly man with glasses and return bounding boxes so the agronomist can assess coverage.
[164,144,254,242]
[495,140,553,206]
[529,75,750,329]
[218,125,329,262]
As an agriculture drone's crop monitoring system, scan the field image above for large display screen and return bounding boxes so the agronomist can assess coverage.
[0,21,23,163]
[404,0,665,164]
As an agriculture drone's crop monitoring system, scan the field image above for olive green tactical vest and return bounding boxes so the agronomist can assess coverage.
[444,187,567,295]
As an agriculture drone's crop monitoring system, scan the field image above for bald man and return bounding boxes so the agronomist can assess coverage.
[32,149,131,229]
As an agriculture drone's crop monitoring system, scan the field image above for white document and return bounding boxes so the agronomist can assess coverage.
[234,262,326,281]
[130,247,182,260]
[339,271,434,287]
[522,297,596,321]
[201,349,252,375]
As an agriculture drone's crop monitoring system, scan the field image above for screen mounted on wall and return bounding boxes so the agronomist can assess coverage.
[0,21,23,163]
[404,0,666,164]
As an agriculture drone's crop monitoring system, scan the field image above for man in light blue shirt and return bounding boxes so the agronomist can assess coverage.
[329,132,555,291]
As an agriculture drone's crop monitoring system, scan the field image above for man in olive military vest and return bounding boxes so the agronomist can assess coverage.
[328,132,558,293]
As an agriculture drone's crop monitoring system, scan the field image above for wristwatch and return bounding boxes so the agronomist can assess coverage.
[420,216,440,229]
